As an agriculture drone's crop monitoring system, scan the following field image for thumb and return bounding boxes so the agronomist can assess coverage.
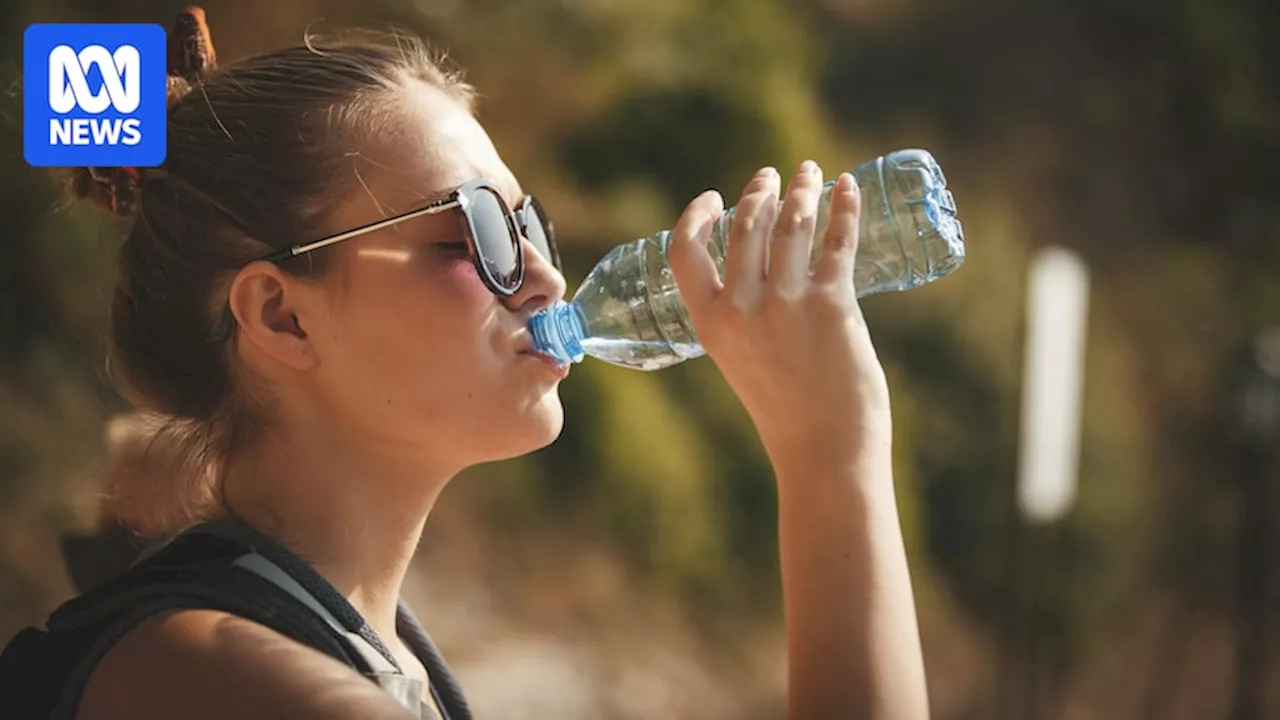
[667,190,725,328]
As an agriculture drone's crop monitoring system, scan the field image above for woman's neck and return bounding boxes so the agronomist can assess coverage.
[220,414,455,646]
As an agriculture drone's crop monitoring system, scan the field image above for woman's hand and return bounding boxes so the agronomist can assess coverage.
[668,161,891,476]
[669,161,929,719]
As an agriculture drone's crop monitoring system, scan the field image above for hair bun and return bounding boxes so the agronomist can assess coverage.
[66,7,217,217]
[167,6,217,82]
[68,166,144,217]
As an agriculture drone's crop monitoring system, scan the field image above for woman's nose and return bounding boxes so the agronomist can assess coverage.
[507,236,566,314]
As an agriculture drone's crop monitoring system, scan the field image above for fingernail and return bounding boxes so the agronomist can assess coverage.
[800,159,819,175]
[839,172,858,192]
[759,166,778,178]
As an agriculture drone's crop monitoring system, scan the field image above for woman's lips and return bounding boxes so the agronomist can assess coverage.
[514,329,570,378]
[518,343,570,378]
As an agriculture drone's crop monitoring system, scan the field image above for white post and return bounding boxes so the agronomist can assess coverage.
[1017,246,1091,524]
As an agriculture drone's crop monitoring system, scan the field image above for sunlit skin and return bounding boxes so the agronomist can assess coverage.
[209,81,567,688]
[79,78,928,720]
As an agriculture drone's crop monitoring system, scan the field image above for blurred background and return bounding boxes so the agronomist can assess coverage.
[2,0,1279,718]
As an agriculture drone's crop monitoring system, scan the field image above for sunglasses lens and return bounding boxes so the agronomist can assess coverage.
[522,199,559,269]
[468,188,520,290]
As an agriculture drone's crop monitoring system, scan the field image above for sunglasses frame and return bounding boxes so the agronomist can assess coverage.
[256,178,559,297]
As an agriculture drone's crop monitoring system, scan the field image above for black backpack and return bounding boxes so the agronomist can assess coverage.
[0,521,471,720]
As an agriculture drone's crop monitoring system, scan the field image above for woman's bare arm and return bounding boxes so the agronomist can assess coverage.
[776,449,928,719]
[667,162,929,718]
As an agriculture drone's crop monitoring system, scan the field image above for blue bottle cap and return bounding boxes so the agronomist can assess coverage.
[528,300,586,364]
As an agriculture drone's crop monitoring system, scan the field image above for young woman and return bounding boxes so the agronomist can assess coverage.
[11,8,928,719]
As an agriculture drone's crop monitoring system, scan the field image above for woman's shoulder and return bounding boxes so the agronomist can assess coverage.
[77,608,416,720]
[44,521,412,720]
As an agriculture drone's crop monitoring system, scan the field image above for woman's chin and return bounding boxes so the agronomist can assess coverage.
[524,396,566,448]
[489,395,565,460]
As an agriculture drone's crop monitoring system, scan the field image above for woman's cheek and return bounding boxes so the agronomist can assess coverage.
[440,257,492,298]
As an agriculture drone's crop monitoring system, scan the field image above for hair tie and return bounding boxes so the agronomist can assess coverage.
[168,6,218,82]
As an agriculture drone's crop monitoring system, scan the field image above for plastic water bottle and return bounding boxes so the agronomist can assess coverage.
[529,149,965,371]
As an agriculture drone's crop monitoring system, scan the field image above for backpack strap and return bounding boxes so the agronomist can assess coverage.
[41,529,377,719]
[183,521,409,673]
[183,522,470,719]
[4,521,471,720]
[398,601,472,720]
[0,530,365,720]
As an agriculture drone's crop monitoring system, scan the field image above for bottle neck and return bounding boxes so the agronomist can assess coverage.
[528,300,586,364]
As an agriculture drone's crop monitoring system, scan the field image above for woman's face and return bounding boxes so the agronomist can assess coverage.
[301,83,569,470]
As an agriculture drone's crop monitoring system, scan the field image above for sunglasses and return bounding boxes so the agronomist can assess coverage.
[257,178,561,296]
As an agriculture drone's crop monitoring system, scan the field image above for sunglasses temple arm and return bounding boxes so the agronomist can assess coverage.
[260,200,462,263]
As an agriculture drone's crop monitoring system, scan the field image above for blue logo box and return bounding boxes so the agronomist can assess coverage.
[24,23,168,167]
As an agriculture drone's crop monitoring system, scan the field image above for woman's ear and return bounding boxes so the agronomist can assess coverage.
[227,262,322,371]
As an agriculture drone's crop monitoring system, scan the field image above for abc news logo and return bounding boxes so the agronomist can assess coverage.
[48,44,144,147]
[24,24,167,168]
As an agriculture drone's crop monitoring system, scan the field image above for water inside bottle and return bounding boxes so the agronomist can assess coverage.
[578,338,705,371]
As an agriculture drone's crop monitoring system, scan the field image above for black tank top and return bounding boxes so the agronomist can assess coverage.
[0,520,472,720]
